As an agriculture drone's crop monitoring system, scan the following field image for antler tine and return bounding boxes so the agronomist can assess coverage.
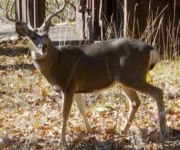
[41,0,67,30]
[45,0,67,23]
[6,0,17,22]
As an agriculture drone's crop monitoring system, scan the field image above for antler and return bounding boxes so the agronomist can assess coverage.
[40,0,67,31]
[6,0,67,31]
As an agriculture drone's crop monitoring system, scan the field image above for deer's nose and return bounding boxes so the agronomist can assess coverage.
[38,44,47,50]
[38,44,42,49]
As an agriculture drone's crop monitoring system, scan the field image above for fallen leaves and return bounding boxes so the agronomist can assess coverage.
[165,98,180,130]
[0,41,180,149]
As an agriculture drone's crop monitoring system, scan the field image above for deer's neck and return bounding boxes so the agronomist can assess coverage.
[31,41,59,78]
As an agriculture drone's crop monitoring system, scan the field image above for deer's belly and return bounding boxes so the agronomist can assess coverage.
[75,80,116,93]
[75,68,116,93]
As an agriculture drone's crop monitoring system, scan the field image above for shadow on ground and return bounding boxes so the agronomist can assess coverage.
[0,63,35,70]
[0,128,179,150]
[0,47,29,57]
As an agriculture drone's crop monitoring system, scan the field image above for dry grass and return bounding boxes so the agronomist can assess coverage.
[104,1,180,60]
[0,40,179,149]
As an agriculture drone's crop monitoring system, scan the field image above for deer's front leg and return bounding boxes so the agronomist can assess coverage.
[74,94,91,131]
[60,90,74,147]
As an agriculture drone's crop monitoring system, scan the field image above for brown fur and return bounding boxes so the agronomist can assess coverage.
[15,22,167,147]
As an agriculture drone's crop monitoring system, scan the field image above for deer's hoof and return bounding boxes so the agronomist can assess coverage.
[60,139,67,149]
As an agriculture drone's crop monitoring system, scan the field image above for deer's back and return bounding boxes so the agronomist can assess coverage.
[48,38,153,92]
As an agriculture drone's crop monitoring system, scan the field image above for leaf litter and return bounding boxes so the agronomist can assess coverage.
[0,40,180,149]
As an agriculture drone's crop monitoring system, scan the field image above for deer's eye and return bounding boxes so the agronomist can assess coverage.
[45,34,49,39]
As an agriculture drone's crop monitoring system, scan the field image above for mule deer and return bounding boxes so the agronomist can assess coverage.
[6,0,167,147]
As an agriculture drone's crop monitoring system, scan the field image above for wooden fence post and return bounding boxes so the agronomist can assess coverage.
[15,0,45,27]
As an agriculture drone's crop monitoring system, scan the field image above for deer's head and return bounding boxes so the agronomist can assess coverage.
[6,0,66,60]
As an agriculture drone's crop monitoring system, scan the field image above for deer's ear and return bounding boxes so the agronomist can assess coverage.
[15,22,30,36]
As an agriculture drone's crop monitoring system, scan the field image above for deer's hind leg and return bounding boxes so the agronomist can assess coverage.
[122,81,166,138]
[122,86,141,134]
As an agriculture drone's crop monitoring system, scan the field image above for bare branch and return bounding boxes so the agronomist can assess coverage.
[66,1,76,12]
[6,0,16,22]
[54,0,60,9]
[44,0,67,25]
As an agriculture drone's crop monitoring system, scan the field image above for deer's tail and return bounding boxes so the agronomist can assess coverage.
[149,48,160,70]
